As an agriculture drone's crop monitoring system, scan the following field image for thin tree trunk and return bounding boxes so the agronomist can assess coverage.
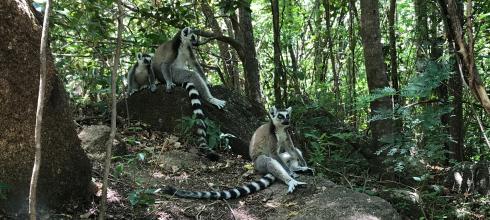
[313,0,325,82]
[414,0,429,69]
[29,0,51,219]
[224,18,241,91]
[271,0,284,107]
[239,1,262,104]
[288,44,302,96]
[349,0,358,128]
[323,0,339,103]
[99,0,123,219]
[360,0,394,148]
[200,1,234,88]
[388,0,399,104]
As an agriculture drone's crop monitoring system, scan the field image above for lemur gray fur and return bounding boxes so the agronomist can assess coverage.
[127,53,157,96]
[165,106,313,199]
[152,27,224,161]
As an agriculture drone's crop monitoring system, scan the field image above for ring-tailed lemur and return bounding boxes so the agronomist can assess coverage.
[152,27,225,161]
[127,53,157,96]
[152,27,225,108]
[165,106,313,199]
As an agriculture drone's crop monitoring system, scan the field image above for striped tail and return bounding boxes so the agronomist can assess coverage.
[165,174,276,199]
[183,82,220,161]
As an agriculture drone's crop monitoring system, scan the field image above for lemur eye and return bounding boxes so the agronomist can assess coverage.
[277,115,284,119]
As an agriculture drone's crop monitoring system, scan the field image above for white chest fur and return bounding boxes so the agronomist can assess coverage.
[134,64,148,84]
[173,43,191,68]
[275,128,288,145]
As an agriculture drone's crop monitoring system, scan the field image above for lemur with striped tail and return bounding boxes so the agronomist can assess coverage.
[165,106,313,199]
[152,27,225,161]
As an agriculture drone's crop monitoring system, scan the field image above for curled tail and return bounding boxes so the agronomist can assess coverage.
[183,82,220,161]
[165,174,276,199]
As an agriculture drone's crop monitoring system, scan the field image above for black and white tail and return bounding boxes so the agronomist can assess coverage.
[165,174,276,199]
[183,82,220,161]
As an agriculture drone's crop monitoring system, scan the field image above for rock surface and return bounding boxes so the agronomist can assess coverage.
[0,0,91,214]
[118,86,266,157]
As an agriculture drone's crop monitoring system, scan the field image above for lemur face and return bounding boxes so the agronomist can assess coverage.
[269,106,292,127]
[181,27,199,46]
[137,53,152,65]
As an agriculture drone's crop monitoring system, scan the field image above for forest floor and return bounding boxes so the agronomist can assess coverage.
[41,109,489,220]
[75,119,291,219]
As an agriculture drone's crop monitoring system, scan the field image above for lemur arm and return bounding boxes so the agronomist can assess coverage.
[188,47,208,81]
[147,65,157,92]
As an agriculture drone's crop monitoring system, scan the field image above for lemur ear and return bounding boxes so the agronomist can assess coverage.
[269,106,278,118]
[182,27,190,36]
[286,107,292,114]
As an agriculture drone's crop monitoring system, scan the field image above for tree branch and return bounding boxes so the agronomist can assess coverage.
[194,29,245,61]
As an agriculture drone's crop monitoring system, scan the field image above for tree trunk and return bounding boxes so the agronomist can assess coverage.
[0,0,91,214]
[414,0,429,69]
[438,0,464,161]
[239,1,262,104]
[360,0,394,146]
[288,44,302,96]
[349,0,358,128]
[388,0,399,104]
[224,17,241,91]
[271,0,284,107]
[322,0,339,103]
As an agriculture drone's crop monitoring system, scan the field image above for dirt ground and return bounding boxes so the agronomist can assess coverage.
[79,122,302,220]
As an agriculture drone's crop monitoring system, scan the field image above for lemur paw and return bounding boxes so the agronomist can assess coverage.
[150,84,157,92]
[290,172,300,178]
[165,82,176,93]
[287,179,306,193]
[294,167,315,175]
[210,98,226,109]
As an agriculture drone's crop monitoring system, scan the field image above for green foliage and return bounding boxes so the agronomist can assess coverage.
[128,188,159,206]
[365,60,453,173]
[179,116,234,150]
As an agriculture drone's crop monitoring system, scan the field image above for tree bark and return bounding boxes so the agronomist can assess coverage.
[239,1,262,104]
[360,0,394,145]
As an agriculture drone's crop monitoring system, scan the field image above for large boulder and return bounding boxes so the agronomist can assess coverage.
[118,86,266,157]
[0,0,91,214]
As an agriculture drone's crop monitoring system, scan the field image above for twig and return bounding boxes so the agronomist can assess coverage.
[221,199,236,220]
[319,165,353,189]
[473,108,490,150]
[29,0,51,219]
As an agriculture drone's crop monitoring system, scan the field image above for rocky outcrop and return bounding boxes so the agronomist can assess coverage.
[0,0,91,214]
[118,86,266,157]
